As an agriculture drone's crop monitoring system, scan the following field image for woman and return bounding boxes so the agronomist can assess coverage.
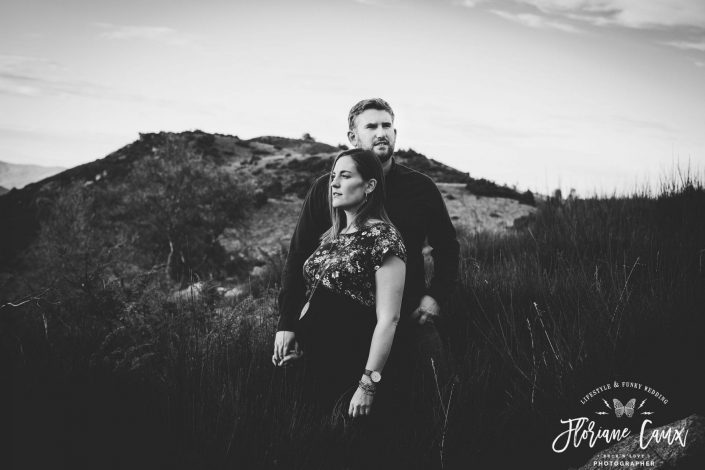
[272,148,406,419]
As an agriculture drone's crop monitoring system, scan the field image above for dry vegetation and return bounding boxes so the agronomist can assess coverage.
[2,136,704,469]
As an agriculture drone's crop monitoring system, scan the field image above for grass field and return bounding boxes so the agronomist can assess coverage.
[4,175,705,469]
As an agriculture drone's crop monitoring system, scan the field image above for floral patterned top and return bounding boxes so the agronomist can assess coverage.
[303,222,407,307]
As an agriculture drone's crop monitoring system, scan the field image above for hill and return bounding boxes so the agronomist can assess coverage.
[0,131,535,272]
[0,160,65,190]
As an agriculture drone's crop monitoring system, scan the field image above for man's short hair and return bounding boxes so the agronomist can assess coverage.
[348,98,395,131]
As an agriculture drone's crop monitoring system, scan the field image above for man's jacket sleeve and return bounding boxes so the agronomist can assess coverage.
[277,176,329,332]
[425,183,460,305]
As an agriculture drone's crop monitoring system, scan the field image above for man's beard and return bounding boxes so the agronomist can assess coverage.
[371,141,394,163]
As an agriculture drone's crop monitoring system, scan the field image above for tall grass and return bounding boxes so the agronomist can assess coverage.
[4,175,705,469]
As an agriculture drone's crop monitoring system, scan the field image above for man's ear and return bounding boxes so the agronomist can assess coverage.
[347,130,357,147]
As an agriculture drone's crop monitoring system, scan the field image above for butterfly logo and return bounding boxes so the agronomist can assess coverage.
[596,397,651,417]
[613,398,636,418]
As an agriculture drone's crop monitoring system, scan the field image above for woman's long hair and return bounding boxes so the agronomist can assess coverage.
[320,148,392,244]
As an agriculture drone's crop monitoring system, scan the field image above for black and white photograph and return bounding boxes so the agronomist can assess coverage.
[2,1,705,469]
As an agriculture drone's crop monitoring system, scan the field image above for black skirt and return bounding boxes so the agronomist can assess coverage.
[296,286,377,407]
[293,288,416,469]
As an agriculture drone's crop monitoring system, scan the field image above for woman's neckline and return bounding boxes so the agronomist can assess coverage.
[340,220,385,235]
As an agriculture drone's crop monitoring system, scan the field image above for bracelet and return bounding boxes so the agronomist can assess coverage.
[358,380,377,396]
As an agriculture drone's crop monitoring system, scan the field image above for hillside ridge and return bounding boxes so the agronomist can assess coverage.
[0,131,535,269]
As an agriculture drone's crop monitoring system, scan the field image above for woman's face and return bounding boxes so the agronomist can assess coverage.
[330,156,372,209]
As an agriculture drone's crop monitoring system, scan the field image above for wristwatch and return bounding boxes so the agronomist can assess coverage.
[364,369,382,384]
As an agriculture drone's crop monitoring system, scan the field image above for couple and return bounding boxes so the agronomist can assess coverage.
[272,98,459,419]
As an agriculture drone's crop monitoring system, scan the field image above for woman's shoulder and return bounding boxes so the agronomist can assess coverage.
[365,218,385,227]
[362,221,406,265]
[361,220,404,243]
[363,219,395,232]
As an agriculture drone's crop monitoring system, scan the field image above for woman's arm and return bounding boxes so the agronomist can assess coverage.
[366,255,405,371]
[349,255,405,417]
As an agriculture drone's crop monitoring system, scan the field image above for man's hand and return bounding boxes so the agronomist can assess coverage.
[272,331,302,366]
[411,295,440,325]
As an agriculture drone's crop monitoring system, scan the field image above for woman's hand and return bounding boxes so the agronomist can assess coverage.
[348,385,375,418]
[272,331,302,366]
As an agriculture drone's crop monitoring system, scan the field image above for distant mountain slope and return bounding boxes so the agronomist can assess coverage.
[0,161,66,190]
[394,149,471,183]
[0,131,534,268]
[0,186,8,196]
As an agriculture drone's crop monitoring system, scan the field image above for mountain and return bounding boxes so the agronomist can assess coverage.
[0,186,8,196]
[0,161,66,190]
[0,131,535,271]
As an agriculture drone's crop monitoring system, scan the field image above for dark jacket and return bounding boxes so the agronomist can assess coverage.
[277,158,460,332]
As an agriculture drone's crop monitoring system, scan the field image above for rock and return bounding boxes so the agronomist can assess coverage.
[216,286,228,296]
[169,282,204,302]
[218,232,243,253]
[250,265,268,278]
[576,415,705,470]
[224,286,246,299]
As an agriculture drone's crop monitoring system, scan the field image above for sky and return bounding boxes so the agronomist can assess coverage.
[1,0,704,196]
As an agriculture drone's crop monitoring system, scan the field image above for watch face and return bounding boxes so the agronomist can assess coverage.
[370,371,381,383]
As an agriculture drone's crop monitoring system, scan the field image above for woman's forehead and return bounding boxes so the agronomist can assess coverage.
[333,156,359,174]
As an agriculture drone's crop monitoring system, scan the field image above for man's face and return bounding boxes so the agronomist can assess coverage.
[348,109,397,163]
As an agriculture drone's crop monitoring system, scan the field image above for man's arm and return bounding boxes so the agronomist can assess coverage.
[425,182,460,305]
[277,176,330,332]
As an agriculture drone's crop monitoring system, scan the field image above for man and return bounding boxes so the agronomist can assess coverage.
[273,98,459,384]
